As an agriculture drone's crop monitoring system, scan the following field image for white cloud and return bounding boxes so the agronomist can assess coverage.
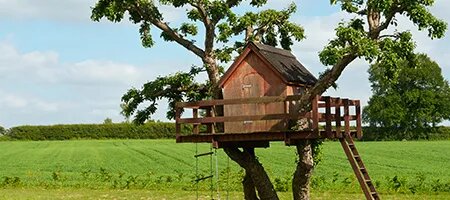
[0,41,161,127]
[0,41,145,86]
[0,0,96,22]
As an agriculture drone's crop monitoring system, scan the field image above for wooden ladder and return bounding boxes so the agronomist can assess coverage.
[340,133,380,200]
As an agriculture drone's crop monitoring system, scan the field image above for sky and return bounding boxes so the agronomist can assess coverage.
[0,0,449,128]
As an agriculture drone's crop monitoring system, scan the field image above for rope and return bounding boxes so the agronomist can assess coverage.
[215,149,220,200]
[226,155,230,200]
[210,145,213,199]
[196,143,199,200]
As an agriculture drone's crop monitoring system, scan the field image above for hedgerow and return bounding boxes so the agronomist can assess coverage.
[6,122,192,140]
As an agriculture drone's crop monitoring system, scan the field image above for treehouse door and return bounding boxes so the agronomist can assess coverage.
[224,72,266,133]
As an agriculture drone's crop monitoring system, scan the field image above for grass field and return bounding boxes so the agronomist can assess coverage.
[0,139,449,198]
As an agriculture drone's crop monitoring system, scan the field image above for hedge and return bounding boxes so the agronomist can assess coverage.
[6,122,193,140]
[361,126,450,141]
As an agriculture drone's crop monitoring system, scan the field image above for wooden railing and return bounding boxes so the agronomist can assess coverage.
[175,94,361,140]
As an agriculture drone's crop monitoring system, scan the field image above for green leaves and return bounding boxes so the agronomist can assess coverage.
[121,66,210,124]
[364,54,450,132]
[319,19,379,66]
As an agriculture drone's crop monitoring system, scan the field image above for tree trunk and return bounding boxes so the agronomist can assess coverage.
[242,148,260,200]
[224,147,279,200]
[292,140,314,200]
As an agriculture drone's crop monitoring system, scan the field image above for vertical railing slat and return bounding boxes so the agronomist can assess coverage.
[193,108,199,134]
[355,100,362,139]
[175,107,181,138]
[335,98,342,138]
[311,95,319,135]
[324,96,332,138]
[344,99,350,135]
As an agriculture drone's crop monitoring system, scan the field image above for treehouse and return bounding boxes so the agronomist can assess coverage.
[175,42,379,200]
[218,42,317,133]
[175,42,363,147]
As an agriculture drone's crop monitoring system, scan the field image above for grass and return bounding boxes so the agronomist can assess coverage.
[1,188,450,200]
[0,139,449,197]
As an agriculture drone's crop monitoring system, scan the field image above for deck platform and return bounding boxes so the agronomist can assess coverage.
[175,95,362,148]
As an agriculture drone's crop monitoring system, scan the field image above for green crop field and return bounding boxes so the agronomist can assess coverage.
[0,139,449,199]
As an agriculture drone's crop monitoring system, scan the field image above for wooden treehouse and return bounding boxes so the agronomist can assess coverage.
[175,42,380,200]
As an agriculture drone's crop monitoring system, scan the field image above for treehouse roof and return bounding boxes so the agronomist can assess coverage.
[219,42,317,87]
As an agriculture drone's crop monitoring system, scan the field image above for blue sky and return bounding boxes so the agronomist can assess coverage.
[0,0,449,128]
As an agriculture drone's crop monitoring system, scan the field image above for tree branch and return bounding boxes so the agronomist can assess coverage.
[372,4,406,39]
[130,2,206,59]
[190,1,215,56]
[151,19,206,58]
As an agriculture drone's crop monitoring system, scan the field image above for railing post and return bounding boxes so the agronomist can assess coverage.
[312,95,319,136]
[193,108,199,134]
[206,106,215,134]
[355,100,362,139]
[335,98,342,138]
[324,96,332,138]
[175,106,181,140]
[343,99,350,136]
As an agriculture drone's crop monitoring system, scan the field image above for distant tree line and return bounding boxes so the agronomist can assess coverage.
[363,54,450,140]
[1,122,193,141]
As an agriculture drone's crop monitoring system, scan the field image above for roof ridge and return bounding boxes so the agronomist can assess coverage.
[252,42,295,58]
[260,48,295,58]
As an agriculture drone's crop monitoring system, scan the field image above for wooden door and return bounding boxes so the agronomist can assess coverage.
[241,72,266,132]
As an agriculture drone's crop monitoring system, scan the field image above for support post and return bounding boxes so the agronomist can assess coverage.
[311,95,319,135]
[193,108,199,134]
[355,100,362,139]
[175,107,181,141]
[324,96,332,138]
[335,98,342,138]
[343,99,350,135]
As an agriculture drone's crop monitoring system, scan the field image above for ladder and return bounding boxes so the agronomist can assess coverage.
[340,133,380,200]
[194,144,219,200]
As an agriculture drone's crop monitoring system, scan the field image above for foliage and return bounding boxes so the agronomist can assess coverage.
[361,126,450,141]
[103,118,113,124]
[91,0,305,123]
[0,126,5,135]
[0,140,449,194]
[6,122,192,140]
[363,54,450,136]
[316,0,447,95]
[121,66,210,123]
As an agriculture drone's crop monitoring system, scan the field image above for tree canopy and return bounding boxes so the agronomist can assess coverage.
[363,54,450,134]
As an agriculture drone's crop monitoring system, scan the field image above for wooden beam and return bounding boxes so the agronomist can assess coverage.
[312,95,319,135]
[335,98,342,138]
[178,112,311,124]
[324,96,333,137]
[355,100,362,139]
[344,99,350,135]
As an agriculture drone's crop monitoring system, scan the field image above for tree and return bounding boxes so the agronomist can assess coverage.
[92,0,304,199]
[103,118,113,124]
[0,126,5,135]
[289,0,446,198]
[91,0,447,199]
[363,54,450,139]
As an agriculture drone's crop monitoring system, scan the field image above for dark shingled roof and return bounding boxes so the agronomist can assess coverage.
[252,42,317,86]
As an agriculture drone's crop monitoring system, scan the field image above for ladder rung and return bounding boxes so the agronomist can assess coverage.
[194,151,214,158]
[354,155,360,159]
[365,180,373,185]
[360,167,366,173]
[195,175,213,182]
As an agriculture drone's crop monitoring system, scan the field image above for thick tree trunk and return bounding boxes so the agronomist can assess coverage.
[206,60,275,200]
[292,140,314,200]
[224,147,279,200]
[242,148,260,200]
